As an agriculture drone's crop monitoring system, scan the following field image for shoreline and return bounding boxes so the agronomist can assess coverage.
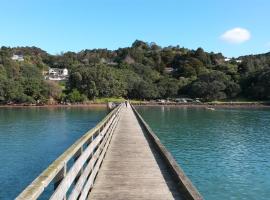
[1,102,270,109]
[0,103,107,108]
[132,102,270,109]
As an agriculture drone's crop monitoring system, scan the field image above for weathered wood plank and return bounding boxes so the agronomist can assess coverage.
[79,113,119,200]
[16,102,202,200]
[131,105,203,200]
[88,104,187,200]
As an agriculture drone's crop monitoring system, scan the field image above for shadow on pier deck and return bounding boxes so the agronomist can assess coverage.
[16,103,203,200]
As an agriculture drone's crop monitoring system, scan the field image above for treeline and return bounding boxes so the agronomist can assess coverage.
[0,41,270,104]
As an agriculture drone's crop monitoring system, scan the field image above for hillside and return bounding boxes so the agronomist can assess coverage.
[0,40,269,104]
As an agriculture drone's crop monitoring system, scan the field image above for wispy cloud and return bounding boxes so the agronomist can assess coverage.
[220,28,251,44]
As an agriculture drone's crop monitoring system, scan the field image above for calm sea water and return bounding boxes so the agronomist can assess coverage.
[136,106,270,200]
[0,107,107,200]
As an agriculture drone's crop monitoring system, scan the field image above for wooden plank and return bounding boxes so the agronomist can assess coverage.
[79,112,119,200]
[16,102,202,200]
[88,104,186,200]
[131,105,203,200]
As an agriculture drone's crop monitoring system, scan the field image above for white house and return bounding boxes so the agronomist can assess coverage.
[49,68,57,75]
[11,54,24,61]
[62,68,68,76]
[224,57,242,63]
[45,68,69,81]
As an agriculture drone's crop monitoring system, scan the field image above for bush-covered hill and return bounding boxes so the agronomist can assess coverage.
[0,40,269,104]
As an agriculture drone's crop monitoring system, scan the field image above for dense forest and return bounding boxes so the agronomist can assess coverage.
[0,40,270,104]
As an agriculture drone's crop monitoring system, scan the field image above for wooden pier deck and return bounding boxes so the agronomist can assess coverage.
[16,103,202,200]
[88,104,183,200]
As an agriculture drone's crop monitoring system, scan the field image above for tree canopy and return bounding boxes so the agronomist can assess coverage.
[0,41,270,104]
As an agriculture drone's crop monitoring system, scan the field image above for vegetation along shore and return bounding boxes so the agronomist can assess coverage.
[0,40,269,105]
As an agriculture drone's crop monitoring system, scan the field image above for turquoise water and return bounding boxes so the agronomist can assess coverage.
[136,106,270,200]
[0,107,107,200]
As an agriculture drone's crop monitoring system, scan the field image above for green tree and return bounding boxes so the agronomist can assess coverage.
[67,89,87,103]
[190,71,240,101]
[158,77,179,98]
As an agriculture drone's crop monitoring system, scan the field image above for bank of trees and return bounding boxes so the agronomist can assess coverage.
[189,71,241,101]
[0,41,270,104]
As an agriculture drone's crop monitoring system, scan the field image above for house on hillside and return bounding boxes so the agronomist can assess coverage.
[224,57,231,62]
[11,54,24,61]
[45,68,69,81]
[236,59,242,63]
[224,57,242,63]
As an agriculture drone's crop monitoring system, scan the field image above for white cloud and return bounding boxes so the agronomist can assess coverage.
[220,28,251,44]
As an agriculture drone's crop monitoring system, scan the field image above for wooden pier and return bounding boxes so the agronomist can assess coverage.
[16,103,203,200]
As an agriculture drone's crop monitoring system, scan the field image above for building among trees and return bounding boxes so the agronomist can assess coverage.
[11,54,24,61]
[45,68,69,81]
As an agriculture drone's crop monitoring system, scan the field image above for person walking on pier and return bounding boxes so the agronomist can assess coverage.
[125,100,128,107]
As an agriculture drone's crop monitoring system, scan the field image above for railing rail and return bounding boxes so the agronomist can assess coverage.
[16,104,122,200]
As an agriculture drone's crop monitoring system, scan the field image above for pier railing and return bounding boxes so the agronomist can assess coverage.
[16,104,122,200]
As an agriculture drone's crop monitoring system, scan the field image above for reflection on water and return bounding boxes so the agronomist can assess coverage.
[137,106,270,200]
[0,107,107,200]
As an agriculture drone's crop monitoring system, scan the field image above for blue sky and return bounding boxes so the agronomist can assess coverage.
[0,0,269,57]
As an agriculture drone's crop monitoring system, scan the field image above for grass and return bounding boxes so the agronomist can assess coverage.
[85,97,270,105]
[129,99,145,104]
[91,98,146,104]
[209,99,270,104]
[93,97,126,104]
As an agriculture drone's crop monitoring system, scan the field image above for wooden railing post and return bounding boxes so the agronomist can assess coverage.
[73,147,83,161]
[53,164,67,199]
[74,147,83,183]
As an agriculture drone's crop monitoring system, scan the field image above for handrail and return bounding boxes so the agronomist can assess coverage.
[16,103,122,200]
[131,104,203,200]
